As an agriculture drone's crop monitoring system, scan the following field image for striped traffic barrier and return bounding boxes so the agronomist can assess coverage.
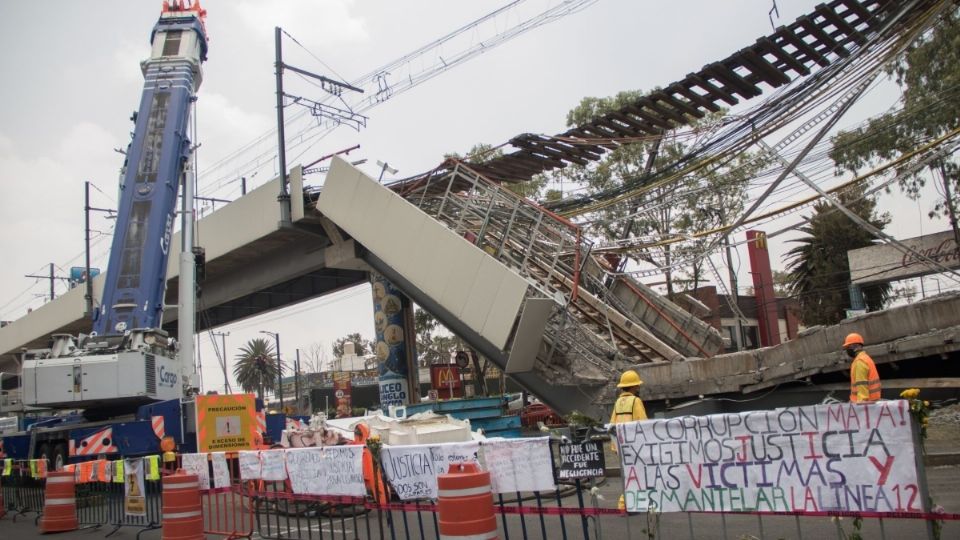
[161,470,204,540]
[38,470,79,533]
[437,462,498,540]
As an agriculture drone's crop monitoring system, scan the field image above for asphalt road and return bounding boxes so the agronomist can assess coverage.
[3,464,960,539]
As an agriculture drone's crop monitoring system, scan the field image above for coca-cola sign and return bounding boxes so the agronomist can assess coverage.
[848,230,959,285]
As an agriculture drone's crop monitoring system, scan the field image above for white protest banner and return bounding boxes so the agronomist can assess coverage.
[260,450,287,481]
[616,401,921,513]
[482,437,555,493]
[239,451,262,480]
[181,453,211,491]
[285,446,365,497]
[211,452,231,489]
[124,458,146,517]
[380,442,481,500]
[431,442,481,475]
[381,445,435,500]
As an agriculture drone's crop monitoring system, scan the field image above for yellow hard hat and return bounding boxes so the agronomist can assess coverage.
[617,370,643,388]
[842,332,864,348]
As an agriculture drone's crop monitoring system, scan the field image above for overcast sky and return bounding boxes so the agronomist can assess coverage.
[0,1,950,393]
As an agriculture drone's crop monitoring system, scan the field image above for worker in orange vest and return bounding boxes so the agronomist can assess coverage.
[844,333,881,402]
[610,369,648,511]
[353,423,388,504]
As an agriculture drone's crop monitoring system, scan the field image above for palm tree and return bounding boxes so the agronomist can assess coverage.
[784,188,891,326]
[233,338,282,400]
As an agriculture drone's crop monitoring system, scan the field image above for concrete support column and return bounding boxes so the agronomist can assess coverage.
[370,273,418,409]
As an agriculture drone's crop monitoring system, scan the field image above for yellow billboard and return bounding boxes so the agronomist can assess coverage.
[196,394,257,452]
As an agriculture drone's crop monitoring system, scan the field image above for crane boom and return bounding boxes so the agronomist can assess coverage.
[95,1,207,336]
[21,1,209,411]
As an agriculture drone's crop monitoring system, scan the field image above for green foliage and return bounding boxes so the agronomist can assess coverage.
[414,307,467,366]
[565,410,601,427]
[233,338,282,400]
[447,142,548,198]
[784,187,891,325]
[830,9,960,221]
[332,333,373,360]
[549,91,761,296]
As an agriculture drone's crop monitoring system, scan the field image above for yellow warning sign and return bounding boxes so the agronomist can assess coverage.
[196,394,257,452]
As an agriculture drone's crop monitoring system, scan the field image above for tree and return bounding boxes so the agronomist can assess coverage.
[546,91,760,297]
[830,9,960,243]
[745,270,793,297]
[446,143,547,199]
[783,187,892,325]
[233,338,283,401]
[332,333,373,360]
[299,341,328,373]
[414,306,468,366]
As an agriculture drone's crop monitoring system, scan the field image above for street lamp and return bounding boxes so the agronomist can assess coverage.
[259,331,283,410]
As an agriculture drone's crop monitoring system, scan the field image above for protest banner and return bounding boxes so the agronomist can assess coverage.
[260,450,287,481]
[380,441,480,500]
[211,452,231,489]
[239,451,261,480]
[181,453,211,491]
[558,441,605,480]
[482,437,555,493]
[285,446,365,497]
[615,401,922,513]
[124,458,146,517]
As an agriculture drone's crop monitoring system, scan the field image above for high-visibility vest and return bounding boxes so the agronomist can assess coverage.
[145,456,160,481]
[850,351,881,402]
[95,459,109,482]
[113,460,125,483]
[611,394,642,423]
[2,458,11,476]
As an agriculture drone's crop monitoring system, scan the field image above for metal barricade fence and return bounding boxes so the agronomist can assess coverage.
[203,454,255,539]
[171,452,256,539]
[68,458,163,536]
[234,445,608,540]
[241,480,372,540]
[0,459,46,522]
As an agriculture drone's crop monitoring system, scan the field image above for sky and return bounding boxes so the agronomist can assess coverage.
[0,0,952,394]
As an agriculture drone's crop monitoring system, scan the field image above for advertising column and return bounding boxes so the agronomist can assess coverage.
[370,273,416,408]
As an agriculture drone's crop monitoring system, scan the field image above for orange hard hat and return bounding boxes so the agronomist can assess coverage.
[842,332,864,348]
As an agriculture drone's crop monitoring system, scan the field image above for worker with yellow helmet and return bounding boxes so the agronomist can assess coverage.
[843,332,881,402]
[609,370,648,442]
[610,370,648,511]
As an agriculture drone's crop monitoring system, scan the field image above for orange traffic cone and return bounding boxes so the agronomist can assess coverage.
[161,470,204,540]
[38,470,79,533]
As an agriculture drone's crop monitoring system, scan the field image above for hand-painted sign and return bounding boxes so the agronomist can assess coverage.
[615,401,921,513]
[558,441,605,479]
[196,394,256,452]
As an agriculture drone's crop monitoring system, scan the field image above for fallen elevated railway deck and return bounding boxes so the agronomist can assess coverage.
[633,292,960,403]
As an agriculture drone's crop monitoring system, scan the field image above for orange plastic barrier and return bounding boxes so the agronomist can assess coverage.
[161,470,204,540]
[38,470,79,533]
[437,462,498,540]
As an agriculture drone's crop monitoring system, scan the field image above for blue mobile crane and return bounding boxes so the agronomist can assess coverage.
[1,1,214,469]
